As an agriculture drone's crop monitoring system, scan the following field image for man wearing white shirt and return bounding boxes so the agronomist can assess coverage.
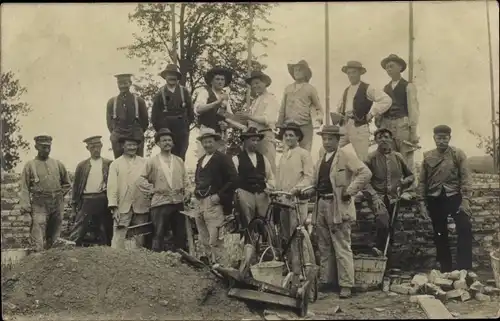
[194,66,234,158]
[377,54,420,169]
[70,136,113,246]
[232,127,275,227]
[236,71,279,175]
[335,61,392,161]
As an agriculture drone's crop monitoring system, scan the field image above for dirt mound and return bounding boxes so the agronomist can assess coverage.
[1,247,252,319]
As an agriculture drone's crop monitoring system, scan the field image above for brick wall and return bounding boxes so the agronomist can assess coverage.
[2,172,499,271]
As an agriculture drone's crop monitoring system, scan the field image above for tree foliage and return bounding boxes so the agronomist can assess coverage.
[468,110,500,169]
[1,71,32,171]
[120,3,276,154]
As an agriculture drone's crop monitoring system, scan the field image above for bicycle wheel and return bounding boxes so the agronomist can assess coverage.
[246,218,279,259]
[302,229,318,303]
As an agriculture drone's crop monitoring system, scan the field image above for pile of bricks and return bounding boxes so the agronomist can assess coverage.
[389,269,500,303]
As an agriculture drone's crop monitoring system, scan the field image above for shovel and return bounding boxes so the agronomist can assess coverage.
[126,221,153,238]
[179,208,200,256]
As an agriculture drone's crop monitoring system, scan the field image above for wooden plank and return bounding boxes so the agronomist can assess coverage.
[417,297,453,319]
[185,216,195,255]
[228,288,297,308]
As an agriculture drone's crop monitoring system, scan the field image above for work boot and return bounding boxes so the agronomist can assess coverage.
[339,287,352,299]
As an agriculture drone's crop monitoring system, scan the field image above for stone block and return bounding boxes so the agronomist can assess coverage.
[446,289,471,301]
[469,281,485,293]
[483,286,500,296]
[411,274,428,288]
[453,279,467,290]
[474,293,491,302]
[410,294,434,303]
[433,278,453,290]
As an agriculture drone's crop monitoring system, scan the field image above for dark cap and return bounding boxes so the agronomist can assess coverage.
[114,73,133,81]
[433,125,452,135]
[118,136,142,144]
[374,128,393,138]
[83,135,102,145]
[154,128,174,143]
[34,135,53,145]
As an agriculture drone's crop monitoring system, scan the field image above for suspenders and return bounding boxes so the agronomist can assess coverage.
[112,94,139,120]
[161,85,186,112]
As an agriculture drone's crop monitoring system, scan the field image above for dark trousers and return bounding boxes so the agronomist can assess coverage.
[426,192,473,272]
[111,138,145,159]
[150,203,187,252]
[171,130,190,161]
[69,193,112,246]
[375,196,398,251]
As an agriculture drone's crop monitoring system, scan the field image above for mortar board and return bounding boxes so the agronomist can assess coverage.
[34,135,53,146]
[83,135,103,145]
[433,125,452,135]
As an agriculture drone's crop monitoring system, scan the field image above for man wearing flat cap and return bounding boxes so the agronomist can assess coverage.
[277,60,323,152]
[106,73,149,159]
[193,66,234,158]
[232,127,275,227]
[151,65,195,161]
[418,125,473,272]
[236,70,280,174]
[107,136,150,249]
[69,136,113,246]
[137,128,191,252]
[376,54,420,169]
[306,125,372,298]
[334,61,392,161]
[19,135,72,252]
[193,127,238,265]
[364,128,414,261]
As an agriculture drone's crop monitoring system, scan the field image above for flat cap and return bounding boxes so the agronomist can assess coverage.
[433,125,452,135]
[34,135,52,145]
[374,127,393,137]
[114,73,133,80]
[83,135,102,145]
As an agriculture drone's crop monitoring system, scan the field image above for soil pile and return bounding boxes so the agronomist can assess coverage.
[2,247,252,319]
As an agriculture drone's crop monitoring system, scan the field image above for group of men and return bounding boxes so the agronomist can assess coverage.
[19,53,473,300]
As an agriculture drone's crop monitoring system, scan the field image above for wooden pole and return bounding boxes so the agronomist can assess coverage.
[171,3,177,65]
[485,0,498,171]
[246,3,254,106]
[325,2,330,125]
[408,1,414,82]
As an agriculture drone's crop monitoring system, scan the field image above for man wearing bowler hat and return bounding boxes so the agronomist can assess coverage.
[377,54,420,169]
[70,136,113,246]
[19,135,72,252]
[151,64,194,161]
[236,70,279,174]
[334,61,392,161]
[277,60,323,152]
[106,73,149,159]
[194,66,234,158]
[306,125,371,298]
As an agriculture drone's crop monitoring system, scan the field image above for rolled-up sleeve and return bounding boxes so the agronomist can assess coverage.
[366,85,392,117]
[194,88,209,115]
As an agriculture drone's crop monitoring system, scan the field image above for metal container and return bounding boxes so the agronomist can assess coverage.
[389,274,401,285]
[382,277,391,292]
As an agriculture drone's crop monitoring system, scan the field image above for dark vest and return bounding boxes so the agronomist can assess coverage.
[383,78,409,119]
[237,151,266,193]
[317,153,335,194]
[197,87,225,134]
[341,82,373,126]
[160,85,187,117]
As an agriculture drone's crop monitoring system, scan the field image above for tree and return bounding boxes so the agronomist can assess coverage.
[1,71,32,171]
[468,110,500,170]
[120,3,276,154]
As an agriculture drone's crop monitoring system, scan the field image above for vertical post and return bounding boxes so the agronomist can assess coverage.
[325,2,330,125]
[485,0,498,171]
[408,1,414,82]
[171,3,177,65]
[246,3,254,106]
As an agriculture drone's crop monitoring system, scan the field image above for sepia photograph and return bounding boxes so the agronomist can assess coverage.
[1,1,499,320]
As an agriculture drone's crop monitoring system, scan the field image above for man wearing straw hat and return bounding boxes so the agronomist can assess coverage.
[277,60,323,152]
[306,125,372,298]
[193,66,234,158]
[106,73,149,158]
[151,64,194,161]
[333,61,392,161]
[193,127,238,265]
[377,54,420,169]
[236,70,279,174]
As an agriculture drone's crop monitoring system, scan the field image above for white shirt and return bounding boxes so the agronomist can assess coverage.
[232,151,276,189]
[201,153,214,168]
[194,87,233,115]
[247,91,279,131]
[159,154,173,187]
[324,152,335,162]
[84,158,103,194]
[337,83,392,117]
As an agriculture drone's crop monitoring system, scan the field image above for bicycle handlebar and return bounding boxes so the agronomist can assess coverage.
[268,190,294,197]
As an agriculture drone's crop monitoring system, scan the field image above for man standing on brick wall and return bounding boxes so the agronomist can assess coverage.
[418,125,473,272]
[307,125,372,299]
[364,128,415,262]
[69,136,113,246]
[376,54,420,169]
[19,135,72,252]
[106,74,149,158]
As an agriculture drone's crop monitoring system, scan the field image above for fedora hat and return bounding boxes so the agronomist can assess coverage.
[118,136,142,144]
[204,66,233,87]
[245,70,272,87]
[197,127,222,141]
[287,60,312,82]
[341,61,367,75]
[240,127,264,140]
[154,128,175,143]
[159,64,182,80]
[277,122,304,142]
[316,125,345,137]
[380,54,407,72]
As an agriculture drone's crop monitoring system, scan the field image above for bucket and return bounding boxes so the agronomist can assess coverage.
[490,249,500,288]
[354,254,387,291]
[250,246,284,287]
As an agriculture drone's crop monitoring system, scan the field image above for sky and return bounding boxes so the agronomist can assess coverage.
[2,2,499,171]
